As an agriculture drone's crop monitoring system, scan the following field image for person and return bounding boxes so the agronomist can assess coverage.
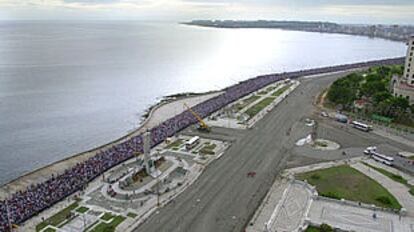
[1,58,403,228]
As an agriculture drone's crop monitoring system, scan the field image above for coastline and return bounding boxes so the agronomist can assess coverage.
[1,57,405,196]
[0,58,403,197]
[0,57,406,230]
[182,22,411,43]
[0,91,222,198]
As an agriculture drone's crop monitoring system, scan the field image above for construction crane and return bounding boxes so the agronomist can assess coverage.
[183,103,210,132]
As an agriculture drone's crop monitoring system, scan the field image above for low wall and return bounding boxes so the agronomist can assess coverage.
[2,57,406,229]
[294,179,401,215]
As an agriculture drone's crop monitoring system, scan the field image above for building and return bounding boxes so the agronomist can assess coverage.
[393,35,414,105]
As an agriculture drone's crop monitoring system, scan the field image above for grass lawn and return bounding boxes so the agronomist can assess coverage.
[127,212,138,218]
[235,95,261,111]
[91,215,126,232]
[100,212,115,221]
[271,84,292,97]
[409,156,414,160]
[305,226,322,232]
[200,143,217,155]
[36,201,79,231]
[362,162,414,196]
[296,165,402,209]
[166,139,183,149]
[75,206,89,214]
[245,97,275,118]
[257,90,268,95]
[305,224,335,232]
[43,228,57,232]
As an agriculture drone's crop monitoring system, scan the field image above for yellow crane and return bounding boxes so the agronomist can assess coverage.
[183,103,210,132]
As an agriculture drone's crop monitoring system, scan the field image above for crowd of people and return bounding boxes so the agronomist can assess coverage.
[0,57,404,231]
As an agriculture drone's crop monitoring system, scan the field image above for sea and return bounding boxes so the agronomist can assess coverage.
[0,21,406,185]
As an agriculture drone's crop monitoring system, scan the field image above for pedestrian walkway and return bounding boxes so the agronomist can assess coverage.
[351,162,414,216]
[364,159,414,185]
[308,199,413,232]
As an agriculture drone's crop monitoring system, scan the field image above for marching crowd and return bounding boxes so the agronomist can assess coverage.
[0,57,404,231]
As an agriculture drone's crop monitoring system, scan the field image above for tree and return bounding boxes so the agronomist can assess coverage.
[373,91,392,104]
[320,223,334,232]
[327,74,359,106]
[360,80,386,97]
[390,97,410,110]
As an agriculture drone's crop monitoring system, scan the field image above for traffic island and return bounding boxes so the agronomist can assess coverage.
[206,79,300,129]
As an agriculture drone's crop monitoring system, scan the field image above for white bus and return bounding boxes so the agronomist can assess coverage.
[364,146,377,155]
[351,121,372,132]
[371,152,394,166]
[185,136,200,150]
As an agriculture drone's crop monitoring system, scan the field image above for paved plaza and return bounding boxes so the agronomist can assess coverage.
[267,181,312,232]
[250,157,414,232]
[309,200,413,232]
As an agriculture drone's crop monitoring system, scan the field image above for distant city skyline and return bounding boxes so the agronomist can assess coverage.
[0,0,414,24]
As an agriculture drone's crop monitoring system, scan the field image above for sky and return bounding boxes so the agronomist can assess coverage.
[0,0,413,24]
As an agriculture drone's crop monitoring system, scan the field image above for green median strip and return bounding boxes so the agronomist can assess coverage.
[91,215,126,232]
[271,84,292,97]
[234,95,261,111]
[362,162,414,196]
[245,97,275,118]
[100,212,115,221]
[200,143,217,155]
[36,201,79,231]
[166,139,183,149]
[76,206,89,214]
[296,165,402,209]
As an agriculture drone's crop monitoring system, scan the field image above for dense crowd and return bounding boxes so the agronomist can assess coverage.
[0,57,404,231]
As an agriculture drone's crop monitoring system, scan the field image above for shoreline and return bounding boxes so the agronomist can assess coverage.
[0,59,404,194]
[0,57,406,230]
[0,90,222,197]
[0,58,401,195]
[182,22,410,43]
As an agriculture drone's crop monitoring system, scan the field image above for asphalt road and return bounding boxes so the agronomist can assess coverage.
[134,73,355,232]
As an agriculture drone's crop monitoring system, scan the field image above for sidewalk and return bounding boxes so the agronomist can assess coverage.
[308,199,413,232]
[364,159,414,185]
[351,162,414,216]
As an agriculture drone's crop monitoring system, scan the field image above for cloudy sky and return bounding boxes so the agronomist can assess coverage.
[0,0,413,24]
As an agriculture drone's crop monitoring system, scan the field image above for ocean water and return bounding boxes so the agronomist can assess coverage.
[0,21,406,185]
